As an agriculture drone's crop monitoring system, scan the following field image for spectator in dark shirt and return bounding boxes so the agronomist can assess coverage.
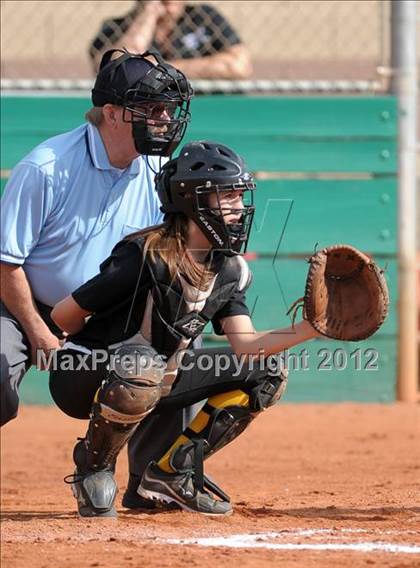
[89,0,252,79]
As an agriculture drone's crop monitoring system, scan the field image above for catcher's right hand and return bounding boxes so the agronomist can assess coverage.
[288,244,389,341]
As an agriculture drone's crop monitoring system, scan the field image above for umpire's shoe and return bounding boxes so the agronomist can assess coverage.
[64,440,118,518]
[138,461,232,516]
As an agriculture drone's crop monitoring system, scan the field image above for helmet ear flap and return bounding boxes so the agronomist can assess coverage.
[156,159,179,213]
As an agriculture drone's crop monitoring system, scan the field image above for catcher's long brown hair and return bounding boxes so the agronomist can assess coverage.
[126,213,215,290]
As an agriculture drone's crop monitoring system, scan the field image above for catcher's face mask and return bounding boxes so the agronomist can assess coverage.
[193,181,255,255]
[92,49,193,156]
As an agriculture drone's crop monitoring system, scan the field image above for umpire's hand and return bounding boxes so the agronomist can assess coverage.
[28,327,61,370]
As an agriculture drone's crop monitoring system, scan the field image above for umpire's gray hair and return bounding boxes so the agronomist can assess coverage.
[85,107,104,126]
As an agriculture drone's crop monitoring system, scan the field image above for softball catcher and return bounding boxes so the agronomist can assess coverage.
[50,141,388,517]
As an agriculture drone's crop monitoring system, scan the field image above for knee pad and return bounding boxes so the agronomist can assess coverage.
[97,376,161,425]
[80,345,165,470]
[98,344,165,423]
[247,372,288,413]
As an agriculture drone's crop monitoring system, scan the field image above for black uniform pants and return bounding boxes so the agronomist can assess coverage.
[49,346,267,478]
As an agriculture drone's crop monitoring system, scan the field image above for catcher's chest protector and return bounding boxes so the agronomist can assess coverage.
[142,254,249,360]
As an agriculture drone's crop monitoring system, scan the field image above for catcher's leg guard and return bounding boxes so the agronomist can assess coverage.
[67,345,165,517]
[144,369,287,512]
[158,369,288,474]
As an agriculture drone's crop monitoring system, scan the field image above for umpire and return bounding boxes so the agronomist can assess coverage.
[0,49,192,427]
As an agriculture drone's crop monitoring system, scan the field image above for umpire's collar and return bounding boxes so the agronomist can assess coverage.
[86,123,140,176]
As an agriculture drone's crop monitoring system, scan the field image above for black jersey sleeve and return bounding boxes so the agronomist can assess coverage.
[72,240,149,313]
[211,288,250,336]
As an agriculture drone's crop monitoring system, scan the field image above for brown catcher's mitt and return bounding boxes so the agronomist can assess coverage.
[289,244,389,341]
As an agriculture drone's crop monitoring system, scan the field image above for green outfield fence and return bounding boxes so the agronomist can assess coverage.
[0,94,398,402]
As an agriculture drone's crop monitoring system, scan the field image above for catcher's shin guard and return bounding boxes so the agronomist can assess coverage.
[158,368,288,475]
[67,345,165,517]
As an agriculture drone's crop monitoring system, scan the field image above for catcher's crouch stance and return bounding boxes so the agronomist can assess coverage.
[49,141,388,518]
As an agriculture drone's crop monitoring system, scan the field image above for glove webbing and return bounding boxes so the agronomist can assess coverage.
[286,297,304,327]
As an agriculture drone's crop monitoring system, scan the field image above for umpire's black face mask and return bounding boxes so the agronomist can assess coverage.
[128,101,188,157]
[123,80,191,156]
[121,59,192,156]
[92,48,193,157]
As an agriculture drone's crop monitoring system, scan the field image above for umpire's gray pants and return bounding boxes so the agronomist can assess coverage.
[0,302,32,426]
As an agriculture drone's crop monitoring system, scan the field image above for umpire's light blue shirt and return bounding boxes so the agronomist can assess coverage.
[0,123,164,306]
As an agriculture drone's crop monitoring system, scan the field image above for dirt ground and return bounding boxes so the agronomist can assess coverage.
[1,403,419,568]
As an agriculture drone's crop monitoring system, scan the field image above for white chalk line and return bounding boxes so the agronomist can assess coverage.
[164,528,420,554]
[2,526,420,553]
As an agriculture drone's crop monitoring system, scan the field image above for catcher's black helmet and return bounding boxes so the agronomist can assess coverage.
[92,49,193,156]
[156,141,255,256]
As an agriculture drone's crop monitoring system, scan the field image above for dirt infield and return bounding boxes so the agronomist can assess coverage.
[1,404,419,567]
